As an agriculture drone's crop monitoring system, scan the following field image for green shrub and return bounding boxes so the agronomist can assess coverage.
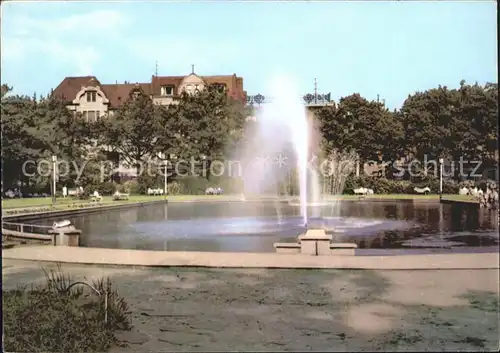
[121,180,140,194]
[3,264,131,353]
[176,176,209,195]
[442,180,460,194]
[97,181,116,195]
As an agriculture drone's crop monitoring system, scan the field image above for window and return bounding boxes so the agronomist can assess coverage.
[161,85,174,96]
[82,111,99,122]
[86,91,97,102]
[87,111,96,122]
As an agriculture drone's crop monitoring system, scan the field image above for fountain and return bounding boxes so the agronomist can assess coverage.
[239,74,320,224]
[237,74,359,255]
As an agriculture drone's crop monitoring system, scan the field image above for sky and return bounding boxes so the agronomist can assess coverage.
[1,0,497,109]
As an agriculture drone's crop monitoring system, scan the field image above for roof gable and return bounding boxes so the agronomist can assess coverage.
[52,76,101,101]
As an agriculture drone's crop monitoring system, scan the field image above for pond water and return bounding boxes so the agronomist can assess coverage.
[33,201,499,254]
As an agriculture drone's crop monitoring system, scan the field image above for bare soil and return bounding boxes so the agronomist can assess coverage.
[2,259,499,352]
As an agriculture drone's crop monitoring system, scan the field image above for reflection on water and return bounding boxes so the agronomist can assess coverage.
[32,201,499,253]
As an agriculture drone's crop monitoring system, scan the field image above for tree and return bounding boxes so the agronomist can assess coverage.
[1,86,38,188]
[163,87,247,178]
[1,85,91,191]
[401,81,498,179]
[97,93,161,175]
[317,93,403,164]
[401,86,460,162]
[453,81,498,161]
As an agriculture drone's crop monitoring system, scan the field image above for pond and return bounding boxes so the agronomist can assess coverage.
[33,200,499,254]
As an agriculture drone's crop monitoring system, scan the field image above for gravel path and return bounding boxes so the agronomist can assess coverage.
[3,259,499,352]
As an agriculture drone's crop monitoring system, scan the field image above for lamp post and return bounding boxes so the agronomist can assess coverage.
[52,155,57,205]
[439,158,444,200]
[158,152,168,199]
[164,159,168,199]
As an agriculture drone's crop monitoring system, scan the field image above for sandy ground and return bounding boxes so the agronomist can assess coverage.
[2,259,499,352]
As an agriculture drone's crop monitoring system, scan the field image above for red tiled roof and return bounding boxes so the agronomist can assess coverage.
[101,83,151,108]
[52,73,246,107]
[52,76,100,102]
[151,76,184,96]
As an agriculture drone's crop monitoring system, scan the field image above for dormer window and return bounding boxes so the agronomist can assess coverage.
[161,85,174,96]
[86,91,96,102]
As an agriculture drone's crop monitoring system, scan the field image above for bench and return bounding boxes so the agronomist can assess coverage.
[273,242,301,254]
[274,241,357,256]
[414,186,431,195]
[113,193,130,201]
[330,242,357,256]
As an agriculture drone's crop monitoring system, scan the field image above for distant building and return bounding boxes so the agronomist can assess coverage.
[52,71,247,122]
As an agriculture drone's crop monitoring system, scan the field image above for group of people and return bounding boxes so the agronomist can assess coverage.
[476,183,499,210]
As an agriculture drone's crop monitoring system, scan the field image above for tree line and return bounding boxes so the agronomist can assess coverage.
[1,84,249,193]
[316,80,498,178]
[1,80,497,194]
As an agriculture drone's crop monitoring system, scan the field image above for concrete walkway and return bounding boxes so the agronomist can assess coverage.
[2,246,499,269]
[3,259,499,351]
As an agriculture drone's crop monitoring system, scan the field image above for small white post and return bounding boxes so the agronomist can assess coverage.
[52,155,57,205]
[439,158,444,199]
[164,163,168,198]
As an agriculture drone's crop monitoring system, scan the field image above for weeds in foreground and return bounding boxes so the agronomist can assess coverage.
[3,264,131,353]
[460,290,499,313]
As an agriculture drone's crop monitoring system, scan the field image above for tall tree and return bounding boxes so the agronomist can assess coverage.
[166,87,247,177]
[401,81,498,166]
[1,85,91,190]
[97,93,161,174]
[317,93,403,163]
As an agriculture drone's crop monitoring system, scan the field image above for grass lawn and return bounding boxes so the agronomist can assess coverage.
[440,194,478,203]
[1,194,240,210]
[2,193,477,210]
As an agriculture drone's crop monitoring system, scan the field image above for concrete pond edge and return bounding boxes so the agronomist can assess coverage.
[2,246,499,270]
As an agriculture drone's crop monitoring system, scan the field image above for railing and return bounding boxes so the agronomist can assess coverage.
[246,92,333,106]
[2,222,54,241]
[2,222,53,235]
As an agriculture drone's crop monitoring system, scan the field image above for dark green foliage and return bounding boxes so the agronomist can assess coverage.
[96,95,160,174]
[1,86,91,191]
[98,181,118,195]
[317,94,404,164]
[175,175,210,195]
[316,81,498,180]
[2,80,497,193]
[3,264,131,353]
[97,87,248,179]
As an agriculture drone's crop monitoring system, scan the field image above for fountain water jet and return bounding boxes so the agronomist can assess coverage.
[238,75,355,228]
[264,75,312,226]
